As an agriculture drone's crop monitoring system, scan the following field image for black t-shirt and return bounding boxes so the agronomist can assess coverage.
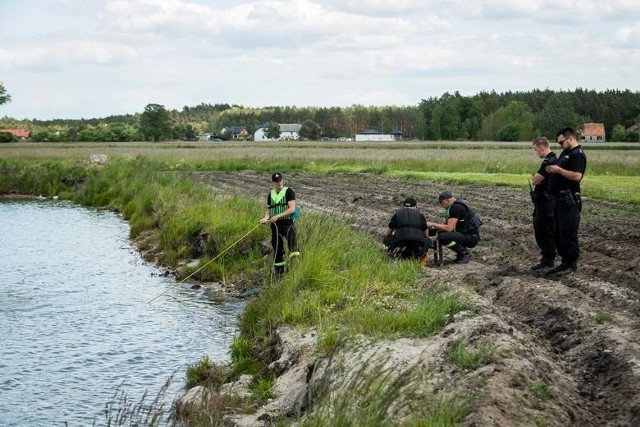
[534,152,557,194]
[447,203,466,221]
[388,208,427,243]
[548,146,587,195]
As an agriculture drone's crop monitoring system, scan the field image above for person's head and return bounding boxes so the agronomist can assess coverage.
[532,137,551,158]
[556,127,577,150]
[438,190,455,208]
[402,197,417,209]
[271,172,284,189]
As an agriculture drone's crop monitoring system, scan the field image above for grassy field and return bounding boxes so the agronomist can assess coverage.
[2,140,639,204]
[4,142,637,424]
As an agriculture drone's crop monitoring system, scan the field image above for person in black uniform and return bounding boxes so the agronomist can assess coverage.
[259,172,299,275]
[384,197,431,267]
[545,127,587,277]
[530,137,557,271]
[427,191,482,264]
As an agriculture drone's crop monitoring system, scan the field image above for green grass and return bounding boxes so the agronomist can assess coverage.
[301,362,468,427]
[4,141,639,206]
[447,338,496,370]
[250,376,275,405]
[235,213,465,375]
[594,310,613,324]
[529,381,554,401]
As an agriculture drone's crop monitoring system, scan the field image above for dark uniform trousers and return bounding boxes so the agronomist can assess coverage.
[271,220,297,267]
[438,232,479,250]
[552,195,580,265]
[384,236,430,259]
[533,197,556,261]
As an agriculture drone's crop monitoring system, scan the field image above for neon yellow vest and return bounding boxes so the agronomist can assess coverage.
[269,187,291,219]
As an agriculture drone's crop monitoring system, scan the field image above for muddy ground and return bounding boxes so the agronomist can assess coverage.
[194,171,640,426]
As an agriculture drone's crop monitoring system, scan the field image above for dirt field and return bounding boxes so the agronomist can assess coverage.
[195,171,640,426]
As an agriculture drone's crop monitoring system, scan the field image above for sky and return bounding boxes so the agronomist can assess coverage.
[1,0,639,120]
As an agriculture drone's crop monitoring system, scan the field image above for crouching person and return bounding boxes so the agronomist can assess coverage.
[384,197,431,267]
[427,191,482,264]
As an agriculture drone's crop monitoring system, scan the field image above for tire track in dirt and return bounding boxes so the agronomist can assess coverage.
[193,171,640,425]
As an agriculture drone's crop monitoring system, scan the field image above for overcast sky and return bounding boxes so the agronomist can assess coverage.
[1,0,639,120]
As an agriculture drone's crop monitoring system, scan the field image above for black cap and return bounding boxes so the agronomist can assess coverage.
[271,172,283,182]
[438,191,453,202]
[403,197,417,207]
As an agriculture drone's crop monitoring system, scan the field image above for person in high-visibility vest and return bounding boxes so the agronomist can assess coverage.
[259,172,299,275]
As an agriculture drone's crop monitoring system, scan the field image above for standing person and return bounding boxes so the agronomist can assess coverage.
[259,172,299,275]
[427,191,482,264]
[383,197,431,267]
[530,137,557,271]
[545,127,587,277]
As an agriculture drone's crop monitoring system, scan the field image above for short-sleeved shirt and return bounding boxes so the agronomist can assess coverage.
[534,152,557,194]
[446,203,466,222]
[548,146,587,195]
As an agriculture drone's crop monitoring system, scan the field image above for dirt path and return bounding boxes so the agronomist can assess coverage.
[194,171,640,426]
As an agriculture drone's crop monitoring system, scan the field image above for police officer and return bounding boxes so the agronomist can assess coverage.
[545,127,587,277]
[260,172,299,275]
[530,137,557,271]
[427,191,482,264]
[384,197,431,267]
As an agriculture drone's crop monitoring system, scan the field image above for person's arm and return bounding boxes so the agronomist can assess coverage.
[260,208,270,224]
[531,172,546,186]
[546,164,583,181]
[270,199,296,223]
[384,227,394,237]
[427,218,458,233]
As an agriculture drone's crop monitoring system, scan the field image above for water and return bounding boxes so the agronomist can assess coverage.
[0,201,242,426]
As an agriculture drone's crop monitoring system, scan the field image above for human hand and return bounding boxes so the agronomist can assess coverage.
[259,217,269,224]
[546,165,560,174]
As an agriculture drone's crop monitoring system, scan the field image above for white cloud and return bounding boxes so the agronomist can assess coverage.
[0,38,137,71]
[617,22,640,44]
[0,0,638,119]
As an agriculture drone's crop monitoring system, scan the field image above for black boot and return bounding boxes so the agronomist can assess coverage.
[274,265,285,276]
[531,258,554,271]
[545,262,577,277]
[450,244,472,264]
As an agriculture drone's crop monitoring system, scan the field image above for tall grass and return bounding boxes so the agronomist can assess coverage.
[301,361,468,427]
[0,158,94,197]
[237,213,465,376]
[73,157,269,278]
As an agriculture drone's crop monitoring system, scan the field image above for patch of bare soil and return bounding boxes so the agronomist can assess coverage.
[193,171,640,426]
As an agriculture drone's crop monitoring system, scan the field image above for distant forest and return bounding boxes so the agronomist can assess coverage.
[1,89,639,142]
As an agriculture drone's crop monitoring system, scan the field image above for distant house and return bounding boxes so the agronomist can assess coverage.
[221,126,248,140]
[580,123,606,142]
[254,123,302,141]
[197,133,214,141]
[354,128,401,142]
[0,128,30,140]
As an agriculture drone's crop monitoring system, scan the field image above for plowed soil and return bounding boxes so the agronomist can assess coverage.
[195,171,640,426]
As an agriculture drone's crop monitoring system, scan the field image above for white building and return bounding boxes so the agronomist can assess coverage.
[254,123,302,141]
[355,128,398,142]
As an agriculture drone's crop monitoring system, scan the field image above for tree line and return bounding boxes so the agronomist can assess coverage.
[420,89,640,142]
[1,82,639,142]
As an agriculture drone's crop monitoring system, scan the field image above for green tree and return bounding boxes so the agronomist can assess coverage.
[0,82,11,105]
[481,101,535,141]
[0,131,15,143]
[139,103,171,142]
[611,124,628,142]
[299,119,321,140]
[264,122,281,140]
